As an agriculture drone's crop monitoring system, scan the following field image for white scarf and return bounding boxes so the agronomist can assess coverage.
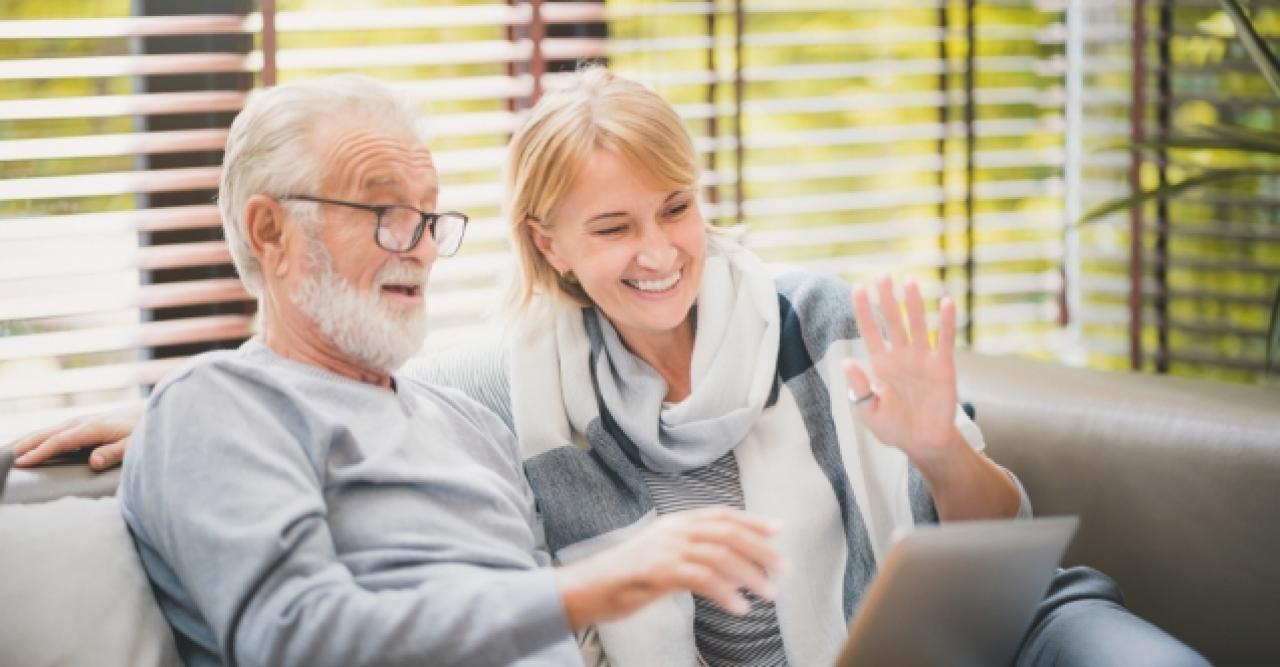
[506,244,987,666]
[512,240,780,471]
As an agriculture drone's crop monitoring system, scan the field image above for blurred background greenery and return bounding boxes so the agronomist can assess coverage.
[1,0,1276,440]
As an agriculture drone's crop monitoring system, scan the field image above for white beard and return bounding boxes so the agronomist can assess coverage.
[291,236,427,373]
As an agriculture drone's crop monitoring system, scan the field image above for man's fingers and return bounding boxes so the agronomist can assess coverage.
[682,511,783,573]
[696,524,783,577]
[671,562,752,616]
[650,509,786,610]
[686,507,780,538]
[684,542,777,602]
[10,422,67,458]
[903,280,930,350]
[89,439,128,472]
[876,274,909,347]
[851,285,885,355]
[14,423,91,466]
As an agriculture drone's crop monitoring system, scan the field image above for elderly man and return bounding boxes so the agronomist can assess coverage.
[118,76,780,667]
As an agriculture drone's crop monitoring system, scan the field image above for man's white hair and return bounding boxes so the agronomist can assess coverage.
[218,75,426,296]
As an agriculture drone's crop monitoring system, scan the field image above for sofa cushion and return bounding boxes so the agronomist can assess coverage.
[0,496,179,666]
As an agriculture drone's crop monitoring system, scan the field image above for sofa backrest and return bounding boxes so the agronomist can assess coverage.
[957,351,1280,666]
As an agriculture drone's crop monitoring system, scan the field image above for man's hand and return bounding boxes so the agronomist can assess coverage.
[10,402,144,471]
[556,508,783,630]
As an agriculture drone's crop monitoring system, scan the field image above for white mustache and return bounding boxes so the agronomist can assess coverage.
[375,262,427,289]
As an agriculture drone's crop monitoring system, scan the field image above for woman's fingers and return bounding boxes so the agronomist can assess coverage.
[938,296,957,352]
[854,276,942,353]
[876,275,910,348]
[851,285,885,354]
[843,360,876,409]
[904,280,930,350]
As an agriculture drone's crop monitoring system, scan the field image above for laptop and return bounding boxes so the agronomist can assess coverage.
[835,516,1078,667]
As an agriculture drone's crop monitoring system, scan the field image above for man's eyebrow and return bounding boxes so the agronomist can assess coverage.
[361,176,439,200]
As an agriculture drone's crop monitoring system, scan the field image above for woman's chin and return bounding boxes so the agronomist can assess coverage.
[610,302,696,339]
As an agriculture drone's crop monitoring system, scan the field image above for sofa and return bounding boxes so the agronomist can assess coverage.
[2,350,1277,666]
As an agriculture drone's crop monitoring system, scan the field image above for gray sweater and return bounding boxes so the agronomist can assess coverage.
[119,338,582,667]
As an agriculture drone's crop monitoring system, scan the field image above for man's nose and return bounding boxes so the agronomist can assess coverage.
[404,228,439,265]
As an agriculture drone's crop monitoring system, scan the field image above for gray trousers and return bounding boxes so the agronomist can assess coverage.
[1016,567,1210,667]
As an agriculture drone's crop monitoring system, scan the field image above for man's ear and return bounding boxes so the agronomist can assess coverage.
[244,195,294,278]
[526,219,568,275]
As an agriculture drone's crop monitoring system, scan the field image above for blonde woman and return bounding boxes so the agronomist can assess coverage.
[495,67,1026,666]
[14,67,1205,667]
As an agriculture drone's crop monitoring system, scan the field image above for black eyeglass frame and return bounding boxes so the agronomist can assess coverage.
[280,194,469,256]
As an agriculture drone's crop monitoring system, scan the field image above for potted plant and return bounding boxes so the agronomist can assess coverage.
[1083,0,1280,378]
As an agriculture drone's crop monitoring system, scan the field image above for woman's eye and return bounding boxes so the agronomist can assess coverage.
[594,226,626,236]
[665,202,690,217]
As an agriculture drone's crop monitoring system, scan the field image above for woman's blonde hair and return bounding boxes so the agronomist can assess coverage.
[505,66,701,311]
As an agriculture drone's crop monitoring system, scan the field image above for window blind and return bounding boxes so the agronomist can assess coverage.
[5,0,1271,443]
[1073,0,1280,380]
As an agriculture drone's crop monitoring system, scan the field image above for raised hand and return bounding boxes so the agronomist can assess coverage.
[844,275,962,468]
[555,507,783,630]
[10,402,144,471]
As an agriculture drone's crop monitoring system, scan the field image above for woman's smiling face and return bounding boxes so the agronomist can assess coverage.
[529,148,706,341]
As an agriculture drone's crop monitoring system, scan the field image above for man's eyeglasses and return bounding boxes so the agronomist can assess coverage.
[281,195,469,256]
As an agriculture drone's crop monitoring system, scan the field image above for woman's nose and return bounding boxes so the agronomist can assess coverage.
[636,228,677,270]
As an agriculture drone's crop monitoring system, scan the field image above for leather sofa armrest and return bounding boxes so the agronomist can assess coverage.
[956,350,1280,665]
[2,463,120,504]
[0,446,12,501]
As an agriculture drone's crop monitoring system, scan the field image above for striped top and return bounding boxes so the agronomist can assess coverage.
[641,451,789,667]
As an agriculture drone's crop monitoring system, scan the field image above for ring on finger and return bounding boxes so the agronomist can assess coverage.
[847,389,877,406]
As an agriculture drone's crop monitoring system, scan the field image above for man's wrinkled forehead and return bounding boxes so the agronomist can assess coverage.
[318,127,438,198]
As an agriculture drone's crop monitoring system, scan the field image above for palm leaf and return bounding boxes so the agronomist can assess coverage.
[1217,0,1280,98]
[1079,168,1273,223]
[1268,283,1280,377]
[1201,125,1280,152]
[1126,135,1280,155]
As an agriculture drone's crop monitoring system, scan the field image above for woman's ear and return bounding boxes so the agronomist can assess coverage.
[244,195,293,278]
[526,218,569,275]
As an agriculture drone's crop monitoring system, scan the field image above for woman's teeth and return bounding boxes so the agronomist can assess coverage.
[625,270,681,293]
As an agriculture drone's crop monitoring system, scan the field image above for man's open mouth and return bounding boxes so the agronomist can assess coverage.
[380,283,422,298]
